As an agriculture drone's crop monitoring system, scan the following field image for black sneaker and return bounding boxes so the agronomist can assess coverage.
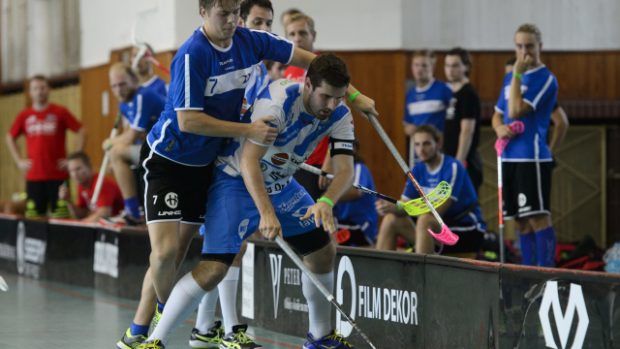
[189,320,224,348]
[220,324,262,349]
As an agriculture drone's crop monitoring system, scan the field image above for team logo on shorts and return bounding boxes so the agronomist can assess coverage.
[164,192,179,209]
[238,218,250,239]
[518,193,527,207]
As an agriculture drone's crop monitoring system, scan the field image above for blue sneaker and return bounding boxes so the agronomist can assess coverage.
[302,330,355,349]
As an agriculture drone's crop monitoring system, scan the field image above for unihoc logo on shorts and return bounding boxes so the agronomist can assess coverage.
[538,281,589,349]
[518,193,527,207]
[164,192,179,209]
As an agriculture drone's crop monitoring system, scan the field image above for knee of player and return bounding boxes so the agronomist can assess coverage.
[192,261,230,289]
[149,245,178,265]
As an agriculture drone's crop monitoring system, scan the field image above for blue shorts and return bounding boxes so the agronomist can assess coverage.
[202,170,317,254]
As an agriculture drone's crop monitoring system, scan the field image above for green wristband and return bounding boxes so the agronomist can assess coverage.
[317,196,335,207]
[348,91,361,102]
[514,72,523,80]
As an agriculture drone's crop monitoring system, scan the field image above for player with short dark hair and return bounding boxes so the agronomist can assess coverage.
[139,54,360,349]
[119,1,377,348]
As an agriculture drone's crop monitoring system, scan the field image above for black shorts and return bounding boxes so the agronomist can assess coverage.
[293,165,323,200]
[26,180,64,215]
[502,161,552,219]
[140,143,213,224]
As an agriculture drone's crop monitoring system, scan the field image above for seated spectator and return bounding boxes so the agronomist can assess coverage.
[375,125,485,256]
[58,151,124,222]
[333,141,378,247]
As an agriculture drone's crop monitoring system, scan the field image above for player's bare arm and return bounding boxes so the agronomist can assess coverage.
[508,54,534,119]
[492,111,515,139]
[301,153,354,233]
[289,47,378,118]
[239,138,281,240]
[456,118,475,163]
[5,134,31,172]
[177,110,277,144]
[549,106,569,151]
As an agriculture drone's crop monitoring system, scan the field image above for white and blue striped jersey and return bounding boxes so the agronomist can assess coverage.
[141,76,168,98]
[403,80,453,131]
[146,26,294,166]
[403,155,485,231]
[216,80,355,194]
[241,62,269,117]
[495,66,558,161]
[119,86,165,133]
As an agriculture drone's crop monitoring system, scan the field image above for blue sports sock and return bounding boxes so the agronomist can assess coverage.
[157,299,165,313]
[519,233,536,266]
[130,322,149,337]
[124,197,141,219]
[535,227,556,267]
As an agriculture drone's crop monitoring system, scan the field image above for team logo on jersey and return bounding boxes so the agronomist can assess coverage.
[164,192,179,209]
[518,193,527,207]
[271,153,289,166]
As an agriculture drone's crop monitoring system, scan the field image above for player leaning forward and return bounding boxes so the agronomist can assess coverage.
[140,54,361,349]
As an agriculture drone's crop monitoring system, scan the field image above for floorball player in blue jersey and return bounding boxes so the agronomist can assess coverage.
[119,1,378,348]
[140,54,361,349]
[376,125,485,255]
[492,23,559,267]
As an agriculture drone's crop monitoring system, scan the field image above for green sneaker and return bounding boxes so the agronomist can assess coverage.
[149,304,162,334]
[116,328,147,349]
[220,324,262,349]
[51,200,70,218]
[136,339,165,349]
[189,320,224,348]
[24,199,40,218]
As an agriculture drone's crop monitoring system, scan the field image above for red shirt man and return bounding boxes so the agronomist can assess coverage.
[6,75,85,216]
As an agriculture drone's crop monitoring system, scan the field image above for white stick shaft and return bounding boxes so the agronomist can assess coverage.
[299,162,333,179]
[275,237,334,302]
[497,155,505,263]
[90,126,120,207]
[366,113,446,226]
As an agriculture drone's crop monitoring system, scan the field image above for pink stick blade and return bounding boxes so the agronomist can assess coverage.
[428,224,459,246]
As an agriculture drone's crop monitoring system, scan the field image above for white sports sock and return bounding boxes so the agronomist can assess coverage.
[195,287,220,333]
[218,266,240,334]
[149,272,206,343]
[302,271,334,339]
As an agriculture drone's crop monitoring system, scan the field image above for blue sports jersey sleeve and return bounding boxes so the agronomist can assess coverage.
[170,45,209,112]
[131,91,164,131]
[522,72,557,110]
[249,30,294,65]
